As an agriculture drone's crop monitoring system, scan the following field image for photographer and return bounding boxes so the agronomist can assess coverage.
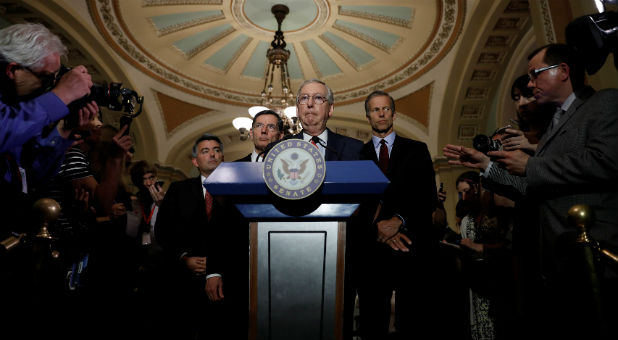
[444,44,617,339]
[1,23,96,237]
[1,22,97,339]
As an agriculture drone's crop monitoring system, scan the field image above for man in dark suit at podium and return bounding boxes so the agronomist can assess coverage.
[236,109,283,162]
[292,79,363,161]
[289,79,364,338]
[357,90,441,339]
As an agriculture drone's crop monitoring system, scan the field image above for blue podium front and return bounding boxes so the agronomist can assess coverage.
[206,161,388,340]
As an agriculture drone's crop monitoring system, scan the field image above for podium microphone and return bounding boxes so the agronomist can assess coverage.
[258,134,298,160]
[311,136,341,160]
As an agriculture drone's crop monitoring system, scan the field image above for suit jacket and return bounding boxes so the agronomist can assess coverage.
[155,175,246,337]
[156,174,246,276]
[487,87,618,277]
[235,153,252,162]
[155,176,211,264]
[291,128,363,161]
[529,87,617,275]
[360,135,438,250]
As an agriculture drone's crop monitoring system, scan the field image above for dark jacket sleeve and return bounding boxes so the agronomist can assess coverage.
[380,139,438,245]
[155,179,209,262]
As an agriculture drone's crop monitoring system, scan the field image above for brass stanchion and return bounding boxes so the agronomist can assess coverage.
[32,198,61,240]
[567,204,604,334]
[1,198,60,254]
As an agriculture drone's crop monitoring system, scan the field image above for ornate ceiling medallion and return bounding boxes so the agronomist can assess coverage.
[231,0,330,37]
[89,0,464,106]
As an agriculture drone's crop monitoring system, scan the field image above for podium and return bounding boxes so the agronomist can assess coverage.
[206,160,388,339]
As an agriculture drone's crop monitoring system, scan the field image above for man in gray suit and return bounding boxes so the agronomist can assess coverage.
[444,43,617,339]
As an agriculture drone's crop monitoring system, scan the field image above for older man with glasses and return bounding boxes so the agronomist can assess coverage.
[1,23,96,188]
[0,22,98,339]
[292,78,363,161]
[1,22,96,233]
[263,79,363,339]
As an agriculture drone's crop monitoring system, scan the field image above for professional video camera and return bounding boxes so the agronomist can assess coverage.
[472,125,512,154]
[57,65,144,133]
[566,10,618,75]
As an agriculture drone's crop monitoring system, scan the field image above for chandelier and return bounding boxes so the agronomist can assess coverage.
[233,4,301,140]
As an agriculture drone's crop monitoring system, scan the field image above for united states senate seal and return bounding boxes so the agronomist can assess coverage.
[263,139,326,200]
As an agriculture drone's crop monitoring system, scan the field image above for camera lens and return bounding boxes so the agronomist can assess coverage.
[472,134,492,154]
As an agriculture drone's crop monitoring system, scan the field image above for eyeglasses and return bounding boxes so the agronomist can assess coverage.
[253,122,278,132]
[369,106,392,114]
[22,65,59,90]
[298,94,327,105]
[528,64,560,81]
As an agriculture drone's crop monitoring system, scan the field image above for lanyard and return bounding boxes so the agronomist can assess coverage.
[142,205,156,225]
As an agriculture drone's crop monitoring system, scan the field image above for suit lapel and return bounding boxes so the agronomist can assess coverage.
[362,140,378,163]
[387,136,404,172]
[325,129,339,161]
[536,89,591,155]
[194,176,205,202]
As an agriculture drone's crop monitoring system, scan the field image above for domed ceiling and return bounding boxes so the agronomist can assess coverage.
[91,0,463,106]
[1,0,542,181]
[6,0,612,219]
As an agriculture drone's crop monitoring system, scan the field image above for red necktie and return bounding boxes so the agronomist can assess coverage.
[311,138,318,148]
[205,190,213,221]
[378,139,389,174]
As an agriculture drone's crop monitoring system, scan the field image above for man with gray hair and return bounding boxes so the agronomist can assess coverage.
[292,78,363,161]
[1,22,95,236]
[287,79,364,339]
[1,22,95,154]
[0,22,98,340]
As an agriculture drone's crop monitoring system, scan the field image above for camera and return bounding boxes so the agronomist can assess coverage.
[472,125,512,154]
[473,135,502,154]
[58,65,143,131]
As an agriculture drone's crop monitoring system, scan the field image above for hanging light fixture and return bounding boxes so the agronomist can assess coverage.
[234,4,301,138]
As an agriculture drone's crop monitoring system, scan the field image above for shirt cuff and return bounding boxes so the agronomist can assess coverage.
[394,213,406,227]
[206,273,221,279]
[481,161,494,177]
